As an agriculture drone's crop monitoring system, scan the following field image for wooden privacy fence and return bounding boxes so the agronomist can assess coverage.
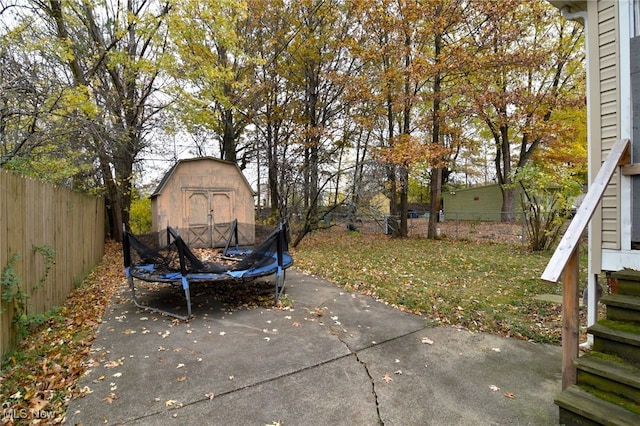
[0,170,105,357]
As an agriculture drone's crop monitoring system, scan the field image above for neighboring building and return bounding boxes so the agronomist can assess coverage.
[151,157,255,248]
[370,192,391,216]
[442,184,524,221]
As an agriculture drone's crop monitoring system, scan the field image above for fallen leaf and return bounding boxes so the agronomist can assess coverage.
[492,348,501,352]
[103,393,118,404]
[394,370,402,375]
[421,337,434,345]
[177,363,185,369]
[104,360,122,368]
[177,376,187,382]
[382,373,393,383]
[205,392,215,401]
[165,399,177,407]
[489,385,500,392]
[504,392,516,399]
[292,321,301,327]
[78,386,93,395]
[29,397,49,411]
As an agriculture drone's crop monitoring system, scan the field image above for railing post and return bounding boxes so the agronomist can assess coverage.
[562,247,580,390]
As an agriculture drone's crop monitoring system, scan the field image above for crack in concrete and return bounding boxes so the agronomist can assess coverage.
[334,333,385,426]
[353,349,384,425]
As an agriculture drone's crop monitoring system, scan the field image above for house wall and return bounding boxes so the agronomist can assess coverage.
[151,159,255,247]
[598,0,622,251]
[594,0,640,273]
[551,1,640,274]
[370,193,391,216]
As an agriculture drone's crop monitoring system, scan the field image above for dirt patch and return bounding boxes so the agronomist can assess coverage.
[343,217,525,245]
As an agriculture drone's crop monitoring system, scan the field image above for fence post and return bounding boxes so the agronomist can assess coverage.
[521,212,525,248]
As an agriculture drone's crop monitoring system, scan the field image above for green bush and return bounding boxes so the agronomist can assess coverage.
[129,196,152,234]
[516,164,583,251]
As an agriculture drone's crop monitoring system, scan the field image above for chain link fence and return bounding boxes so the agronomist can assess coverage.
[344,211,526,245]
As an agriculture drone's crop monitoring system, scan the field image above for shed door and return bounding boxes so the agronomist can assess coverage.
[184,190,235,248]
[211,192,234,246]
[186,190,212,248]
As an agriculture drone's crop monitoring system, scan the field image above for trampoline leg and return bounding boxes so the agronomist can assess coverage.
[128,276,141,307]
[182,277,192,318]
[274,267,286,302]
[127,276,191,321]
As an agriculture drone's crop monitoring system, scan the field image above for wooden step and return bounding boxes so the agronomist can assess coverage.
[556,385,640,426]
[575,353,640,405]
[601,294,640,324]
[610,270,640,297]
[590,322,640,364]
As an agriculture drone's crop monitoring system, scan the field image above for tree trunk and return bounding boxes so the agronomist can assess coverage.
[501,185,516,222]
[399,164,409,237]
[428,16,443,239]
[428,166,443,238]
[387,163,398,234]
[266,125,280,218]
[222,107,237,163]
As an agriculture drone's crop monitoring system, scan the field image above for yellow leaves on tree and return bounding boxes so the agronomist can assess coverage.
[377,134,452,169]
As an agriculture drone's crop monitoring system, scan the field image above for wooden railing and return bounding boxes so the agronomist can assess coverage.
[541,137,631,390]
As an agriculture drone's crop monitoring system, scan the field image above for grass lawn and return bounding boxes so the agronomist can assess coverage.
[293,227,587,345]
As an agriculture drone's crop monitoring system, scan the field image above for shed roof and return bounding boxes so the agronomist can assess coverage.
[151,157,254,198]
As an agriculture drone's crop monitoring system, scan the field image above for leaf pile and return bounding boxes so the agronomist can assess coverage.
[293,229,589,345]
[1,242,123,425]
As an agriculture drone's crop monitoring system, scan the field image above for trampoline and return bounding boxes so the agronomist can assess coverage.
[122,221,293,320]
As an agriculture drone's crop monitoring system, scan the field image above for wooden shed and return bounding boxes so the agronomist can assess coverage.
[151,157,255,248]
